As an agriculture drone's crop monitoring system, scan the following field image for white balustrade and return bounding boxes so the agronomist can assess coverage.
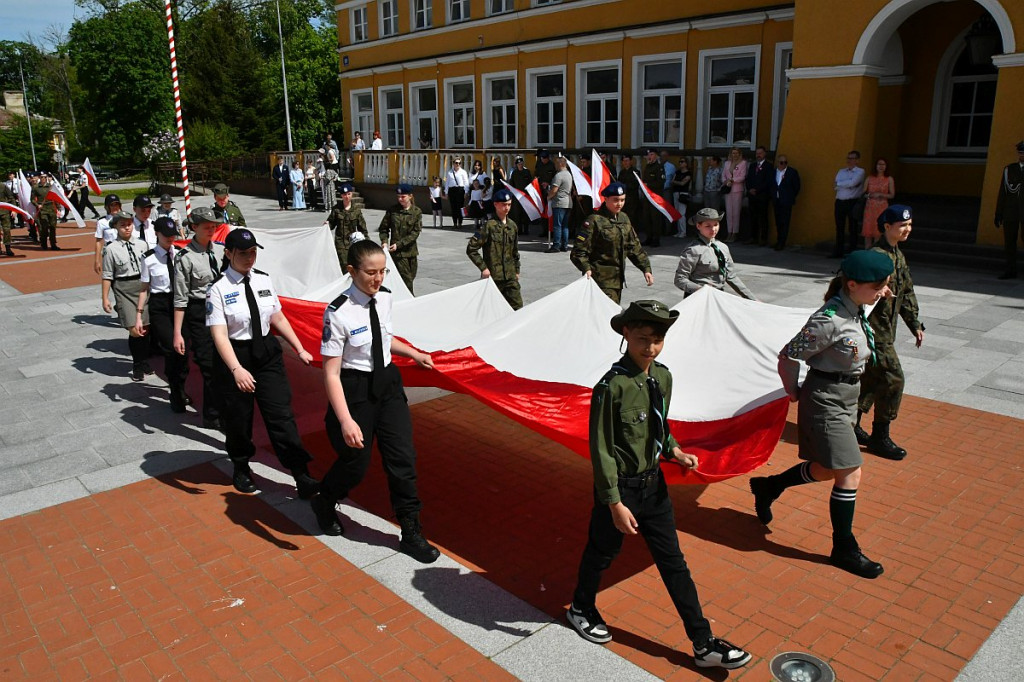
[398,152,429,186]
[363,152,389,184]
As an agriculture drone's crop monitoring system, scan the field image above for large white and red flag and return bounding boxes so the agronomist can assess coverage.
[81,158,104,195]
[524,178,548,218]
[590,149,612,199]
[565,158,593,202]
[505,184,543,222]
[16,170,34,220]
[634,170,682,223]
[0,202,34,222]
[45,179,86,227]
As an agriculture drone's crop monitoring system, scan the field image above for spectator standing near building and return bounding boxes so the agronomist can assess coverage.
[272,158,290,211]
[745,146,773,246]
[641,148,666,247]
[994,140,1024,279]
[370,131,384,150]
[351,132,366,151]
[832,150,866,257]
[703,156,724,213]
[771,155,801,251]
[861,158,894,249]
[443,158,470,230]
[722,148,747,243]
[547,156,574,253]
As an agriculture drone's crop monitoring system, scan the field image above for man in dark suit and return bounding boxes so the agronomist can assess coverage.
[771,155,802,251]
[272,158,290,210]
[994,140,1024,279]
[745,145,774,246]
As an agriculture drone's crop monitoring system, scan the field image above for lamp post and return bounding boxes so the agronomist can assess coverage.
[16,49,37,171]
[275,0,293,152]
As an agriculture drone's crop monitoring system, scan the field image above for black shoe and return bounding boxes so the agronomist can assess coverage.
[39,244,48,251]
[749,477,778,525]
[142,362,155,376]
[170,400,187,414]
[4,247,13,257]
[830,541,884,579]
[854,424,871,446]
[566,602,612,644]
[49,245,61,251]
[866,434,906,460]
[559,246,567,252]
[693,637,752,669]
[398,514,440,563]
[202,416,223,431]
[232,466,258,494]
[545,247,558,253]
[311,493,343,535]
[131,366,145,382]
[773,244,784,251]
[997,271,1017,280]
[292,471,320,500]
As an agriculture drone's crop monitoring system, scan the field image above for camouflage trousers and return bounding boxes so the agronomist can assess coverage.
[494,279,523,310]
[0,214,11,246]
[37,210,57,246]
[394,255,418,294]
[598,286,622,304]
[857,343,904,421]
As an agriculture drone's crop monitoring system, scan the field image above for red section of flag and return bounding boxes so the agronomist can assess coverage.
[82,158,103,195]
[635,170,682,223]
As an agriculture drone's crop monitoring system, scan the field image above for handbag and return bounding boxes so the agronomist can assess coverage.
[719,184,731,196]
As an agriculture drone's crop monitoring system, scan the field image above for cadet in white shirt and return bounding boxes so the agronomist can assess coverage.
[93,194,123,274]
[132,195,158,249]
[310,238,440,564]
[136,217,190,412]
[206,228,319,499]
[101,211,151,382]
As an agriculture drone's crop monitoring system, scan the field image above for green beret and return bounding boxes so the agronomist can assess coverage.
[610,299,679,334]
[840,250,894,282]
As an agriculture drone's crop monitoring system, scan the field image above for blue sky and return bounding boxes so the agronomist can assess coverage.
[0,0,83,45]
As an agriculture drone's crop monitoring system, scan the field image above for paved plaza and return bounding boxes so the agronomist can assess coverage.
[1,192,1022,680]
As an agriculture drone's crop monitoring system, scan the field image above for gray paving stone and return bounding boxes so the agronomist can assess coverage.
[0,416,74,446]
[968,336,1024,356]
[0,468,32,496]
[958,596,1024,682]
[0,478,90,522]
[47,424,129,455]
[0,439,58,467]
[23,448,107,487]
[975,361,1024,396]
[94,435,180,467]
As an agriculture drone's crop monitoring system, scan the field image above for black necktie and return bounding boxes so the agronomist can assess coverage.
[165,248,175,307]
[125,241,139,273]
[647,376,666,462]
[369,297,385,399]
[709,240,728,275]
[243,275,267,360]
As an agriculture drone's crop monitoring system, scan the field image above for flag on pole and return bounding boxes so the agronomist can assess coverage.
[590,149,612,199]
[16,170,34,221]
[565,158,593,202]
[81,158,103,195]
[505,184,542,222]
[525,178,547,218]
[45,180,86,228]
[0,202,34,222]
[634,170,682,223]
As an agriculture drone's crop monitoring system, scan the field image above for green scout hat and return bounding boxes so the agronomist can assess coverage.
[840,250,894,283]
[189,206,219,224]
[212,183,230,195]
[110,210,134,225]
[610,299,679,334]
[689,207,725,225]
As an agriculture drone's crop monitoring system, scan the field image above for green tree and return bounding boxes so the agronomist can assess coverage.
[0,117,56,171]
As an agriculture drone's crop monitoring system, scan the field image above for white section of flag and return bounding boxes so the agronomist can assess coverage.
[634,170,682,223]
[82,158,103,195]
[45,181,86,227]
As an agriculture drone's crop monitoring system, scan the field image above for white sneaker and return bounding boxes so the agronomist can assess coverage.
[566,602,612,644]
[693,637,752,669]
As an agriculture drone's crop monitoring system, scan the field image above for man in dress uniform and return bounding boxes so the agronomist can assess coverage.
[31,174,59,250]
[616,156,642,228]
[210,183,247,227]
[640,149,666,247]
[855,204,925,460]
[508,155,533,235]
[466,189,522,309]
[571,182,654,304]
[994,140,1024,279]
[0,179,16,256]
[379,183,422,293]
[327,182,366,269]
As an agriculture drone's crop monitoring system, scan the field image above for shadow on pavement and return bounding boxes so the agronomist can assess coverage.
[411,566,538,637]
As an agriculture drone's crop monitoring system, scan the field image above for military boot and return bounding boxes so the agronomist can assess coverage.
[830,535,884,579]
[4,246,13,257]
[853,411,870,446]
[866,421,906,460]
[398,513,440,564]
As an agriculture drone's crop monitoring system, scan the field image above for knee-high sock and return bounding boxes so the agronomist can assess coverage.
[829,486,857,540]
[766,461,816,496]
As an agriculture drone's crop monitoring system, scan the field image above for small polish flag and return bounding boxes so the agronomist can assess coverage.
[505,184,542,222]
[45,180,86,227]
[525,179,547,218]
[634,170,682,224]
[0,202,34,223]
[565,158,592,202]
[82,158,103,195]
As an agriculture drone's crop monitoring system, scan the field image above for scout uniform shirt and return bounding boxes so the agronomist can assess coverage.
[378,203,422,258]
[328,204,367,267]
[101,237,147,281]
[140,244,177,295]
[206,267,281,339]
[173,239,225,309]
[590,354,679,505]
[782,290,873,376]
[867,240,922,346]
[673,234,755,299]
[212,202,247,227]
[466,217,520,282]
[321,285,394,370]
[570,206,651,290]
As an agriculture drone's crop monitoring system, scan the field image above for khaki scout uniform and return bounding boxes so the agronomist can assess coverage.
[379,203,422,293]
[782,290,874,470]
[32,183,58,247]
[212,202,246,227]
[467,216,522,310]
[673,235,755,299]
[858,239,923,422]
[327,204,366,269]
[570,207,651,304]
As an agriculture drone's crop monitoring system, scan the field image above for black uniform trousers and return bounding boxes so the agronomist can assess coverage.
[833,198,861,254]
[149,292,189,408]
[276,184,289,209]
[183,299,222,422]
[447,187,466,227]
[322,363,422,519]
[214,336,311,469]
[573,469,712,643]
[750,193,772,244]
[773,202,794,248]
[1003,219,1023,274]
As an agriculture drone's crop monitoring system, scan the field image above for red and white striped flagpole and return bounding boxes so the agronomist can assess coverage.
[164,0,191,214]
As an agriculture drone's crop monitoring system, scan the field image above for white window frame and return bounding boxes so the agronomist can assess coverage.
[448,0,470,24]
[410,0,432,31]
[483,72,518,148]
[526,66,566,149]
[350,5,369,44]
[936,43,997,154]
[488,0,515,16]
[631,52,686,149]
[697,45,761,150]
[533,0,561,5]
[575,59,622,148]
[444,76,476,148]
[350,88,375,144]
[379,0,399,38]
[378,86,405,148]
[771,42,793,149]
[409,80,438,149]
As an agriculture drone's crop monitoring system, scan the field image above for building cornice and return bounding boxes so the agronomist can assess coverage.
[992,52,1024,68]
[786,64,886,80]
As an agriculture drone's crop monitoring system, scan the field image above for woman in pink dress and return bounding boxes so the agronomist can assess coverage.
[861,158,894,247]
[722,147,747,243]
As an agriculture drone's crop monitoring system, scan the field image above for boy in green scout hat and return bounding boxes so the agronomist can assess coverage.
[566,300,752,670]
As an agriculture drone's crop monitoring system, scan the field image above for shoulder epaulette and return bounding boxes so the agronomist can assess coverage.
[253,268,267,275]
[142,249,155,258]
[598,363,631,386]
[327,293,348,311]
[379,285,391,294]
[211,272,225,285]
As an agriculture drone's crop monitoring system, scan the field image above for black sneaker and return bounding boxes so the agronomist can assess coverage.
[292,471,320,500]
[693,637,752,669]
[749,477,778,525]
[131,366,145,382]
[310,494,343,535]
[566,602,612,644]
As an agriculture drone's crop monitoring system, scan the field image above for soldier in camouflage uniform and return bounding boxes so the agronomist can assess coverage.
[32,174,59,250]
[1,180,16,256]
[379,183,422,293]
[570,182,654,304]
[640,148,667,247]
[466,189,522,309]
[211,183,247,227]
[855,204,925,461]
[326,182,366,269]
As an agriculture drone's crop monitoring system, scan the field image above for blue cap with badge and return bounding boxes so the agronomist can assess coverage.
[396,183,413,195]
[224,228,263,250]
[339,182,354,194]
[878,204,912,229]
[601,182,626,197]
[493,189,512,202]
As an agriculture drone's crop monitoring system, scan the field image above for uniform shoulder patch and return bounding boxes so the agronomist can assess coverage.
[143,249,155,258]
[379,285,391,294]
[327,293,348,311]
[253,268,268,276]
[821,305,837,317]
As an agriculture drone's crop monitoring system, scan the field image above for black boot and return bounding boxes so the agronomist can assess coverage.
[830,535,883,579]
[853,411,870,446]
[866,420,906,460]
[169,385,188,413]
[749,477,779,525]
[291,466,320,500]
[232,464,258,493]
[3,246,13,257]
[310,493,343,535]
[398,513,440,563]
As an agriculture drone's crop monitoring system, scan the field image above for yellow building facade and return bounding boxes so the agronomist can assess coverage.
[335,0,1024,248]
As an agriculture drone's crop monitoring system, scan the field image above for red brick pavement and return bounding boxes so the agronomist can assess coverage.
[0,222,98,294]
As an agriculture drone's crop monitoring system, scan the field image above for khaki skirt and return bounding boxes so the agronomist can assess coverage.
[797,371,862,470]
[112,278,148,329]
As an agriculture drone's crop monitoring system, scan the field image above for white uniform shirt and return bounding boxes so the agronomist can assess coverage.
[320,284,393,371]
[95,214,117,243]
[134,217,158,249]
[140,244,177,294]
[205,267,281,340]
